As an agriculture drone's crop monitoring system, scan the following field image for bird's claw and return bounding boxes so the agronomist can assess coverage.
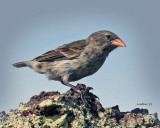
[81,94,91,108]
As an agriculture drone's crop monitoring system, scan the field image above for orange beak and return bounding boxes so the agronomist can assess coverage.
[111,39,126,47]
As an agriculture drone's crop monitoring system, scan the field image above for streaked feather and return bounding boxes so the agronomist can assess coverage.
[33,40,87,62]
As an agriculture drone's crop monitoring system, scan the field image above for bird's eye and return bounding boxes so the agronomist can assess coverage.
[106,35,111,39]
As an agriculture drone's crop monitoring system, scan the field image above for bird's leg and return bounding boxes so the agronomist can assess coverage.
[62,81,90,108]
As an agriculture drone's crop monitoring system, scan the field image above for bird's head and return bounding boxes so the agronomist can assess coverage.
[87,30,126,52]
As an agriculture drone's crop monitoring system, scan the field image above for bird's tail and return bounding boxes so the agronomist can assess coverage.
[12,61,28,68]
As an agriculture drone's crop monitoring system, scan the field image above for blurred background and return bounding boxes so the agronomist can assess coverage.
[0,0,160,116]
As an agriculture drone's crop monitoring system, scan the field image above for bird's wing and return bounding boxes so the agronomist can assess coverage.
[33,40,87,62]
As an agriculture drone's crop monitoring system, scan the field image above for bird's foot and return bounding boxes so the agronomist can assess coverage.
[65,83,105,114]
[74,85,93,108]
[71,88,91,108]
[65,83,100,108]
[79,91,91,108]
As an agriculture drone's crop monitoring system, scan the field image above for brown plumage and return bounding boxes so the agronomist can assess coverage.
[34,40,87,62]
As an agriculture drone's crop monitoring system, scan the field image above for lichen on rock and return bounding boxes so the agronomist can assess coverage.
[0,84,160,128]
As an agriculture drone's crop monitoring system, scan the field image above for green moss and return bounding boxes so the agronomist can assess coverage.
[43,125,51,128]
[39,99,53,107]
[28,118,32,124]
[0,95,160,128]
[47,115,60,122]
[38,120,45,126]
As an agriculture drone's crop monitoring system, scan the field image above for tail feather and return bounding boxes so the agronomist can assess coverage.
[12,61,28,68]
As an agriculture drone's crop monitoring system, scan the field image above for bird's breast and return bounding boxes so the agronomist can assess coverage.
[69,51,108,81]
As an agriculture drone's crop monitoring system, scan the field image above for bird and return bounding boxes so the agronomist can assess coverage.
[13,30,126,107]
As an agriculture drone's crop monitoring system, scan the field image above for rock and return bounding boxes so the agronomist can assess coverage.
[131,108,149,114]
[0,111,8,124]
[0,84,160,128]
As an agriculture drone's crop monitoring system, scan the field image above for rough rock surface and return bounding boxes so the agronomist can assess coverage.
[0,84,160,128]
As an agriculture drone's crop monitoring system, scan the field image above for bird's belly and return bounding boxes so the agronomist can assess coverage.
[69,55,107,81]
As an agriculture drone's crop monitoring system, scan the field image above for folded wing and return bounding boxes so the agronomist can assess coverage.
[33,40,87,62]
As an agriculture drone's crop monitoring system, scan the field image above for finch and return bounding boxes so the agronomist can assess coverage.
[13,30,126,107]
